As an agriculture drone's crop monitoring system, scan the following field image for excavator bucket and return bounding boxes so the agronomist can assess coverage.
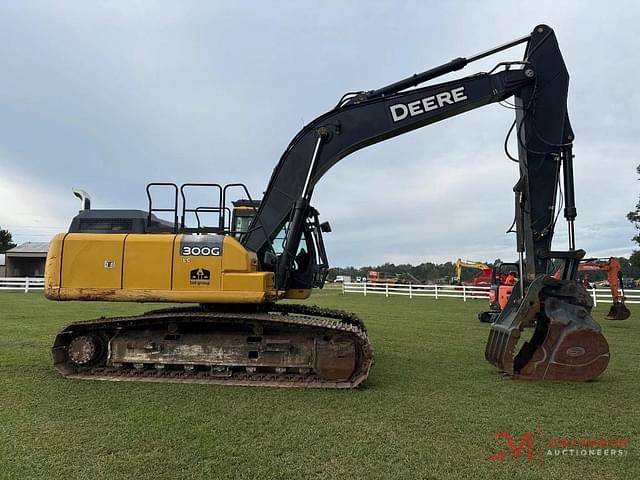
[485,276,609,381]
[606,303,631,321]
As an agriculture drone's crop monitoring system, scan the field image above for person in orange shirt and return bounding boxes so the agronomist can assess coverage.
[504,271,517,286]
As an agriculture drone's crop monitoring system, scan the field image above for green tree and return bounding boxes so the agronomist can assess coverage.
[0,227,17,253]
[629,251,640,271]
[628,165,640,268]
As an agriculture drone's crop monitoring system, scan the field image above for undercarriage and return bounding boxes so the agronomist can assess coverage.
[52,304,373,388]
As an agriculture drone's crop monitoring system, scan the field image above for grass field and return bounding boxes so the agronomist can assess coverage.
[0,290,638,480]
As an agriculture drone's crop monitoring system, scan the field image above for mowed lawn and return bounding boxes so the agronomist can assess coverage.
[0,289,638,480]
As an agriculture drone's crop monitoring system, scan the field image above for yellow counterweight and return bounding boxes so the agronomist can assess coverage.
[45,233,279,304]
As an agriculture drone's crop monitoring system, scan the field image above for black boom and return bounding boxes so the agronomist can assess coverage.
[242,25,576,291]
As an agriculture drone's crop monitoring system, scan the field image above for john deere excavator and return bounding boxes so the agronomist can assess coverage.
[45,24,610,387]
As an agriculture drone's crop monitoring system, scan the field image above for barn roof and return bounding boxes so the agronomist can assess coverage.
[5,242,49,257]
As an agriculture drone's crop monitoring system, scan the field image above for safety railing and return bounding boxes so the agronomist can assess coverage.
[0,277,45,292]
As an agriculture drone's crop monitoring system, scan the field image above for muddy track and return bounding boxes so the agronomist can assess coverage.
[51,304,373,389]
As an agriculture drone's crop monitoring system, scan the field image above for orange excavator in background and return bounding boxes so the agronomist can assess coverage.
[579,258,631,320]
[478,262,519,323]
[480,258,631,323]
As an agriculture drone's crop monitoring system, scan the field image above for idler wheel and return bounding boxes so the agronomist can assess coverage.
[67,334,105,366]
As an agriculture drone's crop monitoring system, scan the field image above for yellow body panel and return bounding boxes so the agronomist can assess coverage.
[62,234,126,288]
[222,239,256,272]
[45,232,278,303]
[123,235,174,290]
[45,234,65,290]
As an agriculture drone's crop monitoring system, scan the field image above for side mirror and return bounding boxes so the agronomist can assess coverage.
[263,251,278,267]
[320,221,332,233]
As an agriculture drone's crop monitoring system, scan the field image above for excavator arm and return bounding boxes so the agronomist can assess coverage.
[244,25,571,293]
[244,24,610,381]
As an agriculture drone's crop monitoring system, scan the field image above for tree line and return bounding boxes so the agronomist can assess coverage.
[327,257,640,284]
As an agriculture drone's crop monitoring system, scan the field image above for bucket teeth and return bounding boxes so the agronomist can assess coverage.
[485,276,609,381]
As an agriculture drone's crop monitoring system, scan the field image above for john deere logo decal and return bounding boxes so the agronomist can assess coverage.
[189,268,211,286]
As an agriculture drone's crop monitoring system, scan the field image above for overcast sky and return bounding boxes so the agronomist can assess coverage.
[0,1,638,266]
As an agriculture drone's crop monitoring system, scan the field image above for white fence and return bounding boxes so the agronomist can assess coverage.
[341,282,640,306]
[592,287,640,306]
[0,277,45,292]
[342,282,490,301]
[1,277,638,305]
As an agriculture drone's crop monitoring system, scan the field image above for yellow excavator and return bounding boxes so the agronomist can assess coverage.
[453,259,491,285]
[45,25,610,387]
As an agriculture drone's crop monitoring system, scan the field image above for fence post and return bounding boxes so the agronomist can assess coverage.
[463,285,466,302]
[409,283,412,299]
[385,283,389,298]
[24,277,30,293]
[434,283,438,300]
[592,286,597,307]
[363,281,367,297]
[341,282,345,295]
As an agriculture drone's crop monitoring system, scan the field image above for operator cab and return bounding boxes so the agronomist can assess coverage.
[261,208,331,292]
[231,199,261,239]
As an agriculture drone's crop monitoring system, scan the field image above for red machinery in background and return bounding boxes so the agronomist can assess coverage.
[579,257,631,321]
[367,271,422,285]
[480,258,631,323]
[478,262,519,323]
[367,271,400,284]
[453,259,493,286]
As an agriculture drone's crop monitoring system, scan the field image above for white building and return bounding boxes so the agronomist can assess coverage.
[4,242,49,277]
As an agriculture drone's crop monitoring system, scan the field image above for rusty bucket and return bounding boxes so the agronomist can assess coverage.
[485,276,609,381]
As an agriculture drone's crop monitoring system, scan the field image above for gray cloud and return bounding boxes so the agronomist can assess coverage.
[0,1,638,265]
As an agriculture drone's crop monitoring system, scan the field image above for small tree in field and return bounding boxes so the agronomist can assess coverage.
[628,165,640,269]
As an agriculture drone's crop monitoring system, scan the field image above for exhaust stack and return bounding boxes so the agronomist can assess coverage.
[72,189,91,211]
